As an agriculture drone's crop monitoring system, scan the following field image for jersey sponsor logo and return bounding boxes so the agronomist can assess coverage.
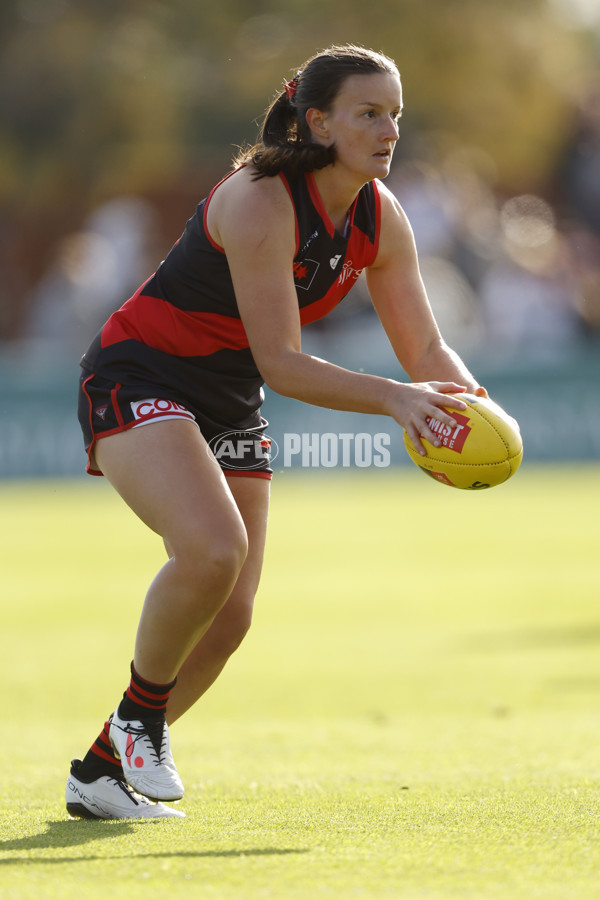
[299,229,319,255]
[425,411,471,453]
[293,258,319,291]
[208,430,279,470]
[338,259,363,286]
[130,398,196,424]
[329,254,342,270]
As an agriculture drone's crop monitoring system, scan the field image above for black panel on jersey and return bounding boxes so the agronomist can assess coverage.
[81,169,381,426]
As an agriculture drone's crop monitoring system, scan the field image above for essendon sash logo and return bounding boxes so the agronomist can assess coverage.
[293,258,319,291]
[425,411,471,453]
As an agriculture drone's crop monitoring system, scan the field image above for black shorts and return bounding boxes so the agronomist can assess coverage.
[78,370,273,479]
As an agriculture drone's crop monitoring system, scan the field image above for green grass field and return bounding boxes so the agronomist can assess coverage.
[1,464,600,899]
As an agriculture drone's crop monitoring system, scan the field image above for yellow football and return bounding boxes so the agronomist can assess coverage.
[402,393,523,490]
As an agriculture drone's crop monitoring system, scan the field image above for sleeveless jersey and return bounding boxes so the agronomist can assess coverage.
[81,169,382,426]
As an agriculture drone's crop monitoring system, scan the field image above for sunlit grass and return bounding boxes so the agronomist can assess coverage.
[1,465,599,898]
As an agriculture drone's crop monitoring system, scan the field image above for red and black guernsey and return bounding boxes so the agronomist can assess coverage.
[81,169,382,427]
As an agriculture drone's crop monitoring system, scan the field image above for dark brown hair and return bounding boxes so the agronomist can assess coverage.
[233,44,400,178]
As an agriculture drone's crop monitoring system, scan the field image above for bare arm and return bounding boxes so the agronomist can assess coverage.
[214,170,472,454]
[367,181,481,387]
[366,181,486,447]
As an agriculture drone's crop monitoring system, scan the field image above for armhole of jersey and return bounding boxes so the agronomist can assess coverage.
[202,169,241,254]
[277,172,300,255]
[371,179,382,264]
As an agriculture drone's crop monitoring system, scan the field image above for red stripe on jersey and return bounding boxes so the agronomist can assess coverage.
[100,177,381,357]
[101,292,250,357]
[299,287,343,326]
[371,179,382,260]
[305,172,360,239]
[299,206,380,326]
[278,172,300,254]
[306,173,335,239]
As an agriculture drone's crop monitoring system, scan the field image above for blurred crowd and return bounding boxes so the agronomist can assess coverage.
[326,70,600,365]
[10,72,600,369]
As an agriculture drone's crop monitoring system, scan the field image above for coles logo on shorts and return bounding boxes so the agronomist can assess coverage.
[425,411,471,453]
[130,398,196,424]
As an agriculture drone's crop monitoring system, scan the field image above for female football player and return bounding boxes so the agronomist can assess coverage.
[66,44,484,819]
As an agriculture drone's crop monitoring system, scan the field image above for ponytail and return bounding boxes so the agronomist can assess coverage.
[232,44,399,179]
[233,89,335,178]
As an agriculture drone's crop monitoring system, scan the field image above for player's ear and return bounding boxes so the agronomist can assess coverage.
[305,108,329,142]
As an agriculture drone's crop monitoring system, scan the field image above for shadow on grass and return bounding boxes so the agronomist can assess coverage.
[0,820,309,864]
[0,819,137,853]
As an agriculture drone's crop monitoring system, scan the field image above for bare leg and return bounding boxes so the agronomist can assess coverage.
[166,474,270,724]
[95,420,250,684]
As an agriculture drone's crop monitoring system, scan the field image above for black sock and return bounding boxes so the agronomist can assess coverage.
[117,660,177,722]
[77,720,122,781]
[76,663,177,781]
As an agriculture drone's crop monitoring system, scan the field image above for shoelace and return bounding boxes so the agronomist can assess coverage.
[108,776,149,807]
[122,719,168,764]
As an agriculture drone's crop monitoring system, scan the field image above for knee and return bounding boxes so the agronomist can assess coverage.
[205,599,254,658]
[204,529,249,588]
[173,524,248,600]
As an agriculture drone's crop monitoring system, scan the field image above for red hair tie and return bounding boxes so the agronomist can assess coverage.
[284,78,298,100]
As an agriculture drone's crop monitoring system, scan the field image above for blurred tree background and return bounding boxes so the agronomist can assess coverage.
[0,0,598,341]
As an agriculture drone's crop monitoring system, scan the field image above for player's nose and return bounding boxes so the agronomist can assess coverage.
[380,115,399,142]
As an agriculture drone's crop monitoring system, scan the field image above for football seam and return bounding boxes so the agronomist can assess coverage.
[471,405,521,461]
[404,398,523,468]
[419,459,510,469]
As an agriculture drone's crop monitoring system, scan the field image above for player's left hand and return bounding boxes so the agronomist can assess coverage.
[386,380,468,457]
